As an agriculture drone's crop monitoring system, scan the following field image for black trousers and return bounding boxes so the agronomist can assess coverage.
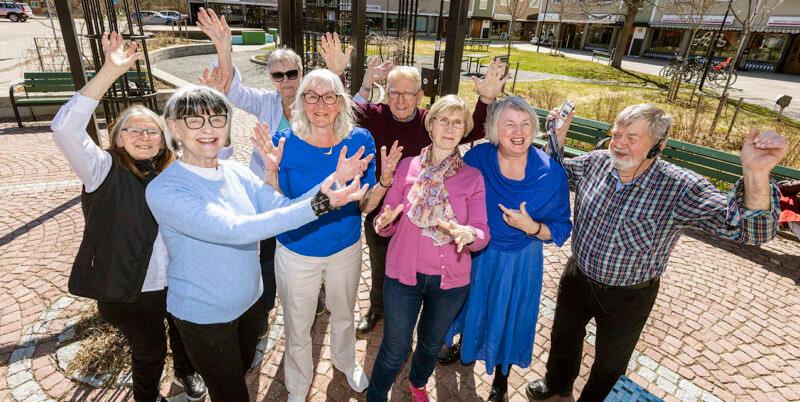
[544,258,660,402]
[172,297,264,402]
[364,216,390,314]
[97,289,195,402]
[260,237,277,313]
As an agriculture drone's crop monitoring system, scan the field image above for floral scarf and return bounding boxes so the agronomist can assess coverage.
[406,145,463,246]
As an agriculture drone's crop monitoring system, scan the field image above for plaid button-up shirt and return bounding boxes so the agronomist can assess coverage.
[564,151,780,286]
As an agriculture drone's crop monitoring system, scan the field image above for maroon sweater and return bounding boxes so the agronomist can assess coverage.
[354,100,488,175]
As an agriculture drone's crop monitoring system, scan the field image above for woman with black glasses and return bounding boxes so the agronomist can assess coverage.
[145,82,372,402]
[51,33,206,402]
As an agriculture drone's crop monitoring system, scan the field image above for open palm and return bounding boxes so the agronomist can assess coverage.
[101,32,141,72]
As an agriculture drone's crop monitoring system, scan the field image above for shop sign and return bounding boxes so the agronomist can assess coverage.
[767,16,800,27]
[661,14,733,25]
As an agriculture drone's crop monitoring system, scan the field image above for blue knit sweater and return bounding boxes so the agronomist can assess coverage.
[146,159,318,324]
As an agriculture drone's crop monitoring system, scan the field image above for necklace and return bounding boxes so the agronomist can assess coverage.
[314,145,334,155]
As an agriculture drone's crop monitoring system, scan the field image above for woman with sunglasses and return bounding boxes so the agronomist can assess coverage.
[194,8,350,333]
[367,95,490,402]
[51,33,206,402]
[145,81,370,401]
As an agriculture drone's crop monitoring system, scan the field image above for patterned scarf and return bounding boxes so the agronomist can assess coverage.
[406,145,463,246]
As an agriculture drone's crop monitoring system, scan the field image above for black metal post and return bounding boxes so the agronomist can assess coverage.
[536,0,550,53]
[698,0,732,91]
[278,0,302,52]
[440,0,468,95]
[54,0,99,144]
[351,0,366,95]
[431,0,445,102]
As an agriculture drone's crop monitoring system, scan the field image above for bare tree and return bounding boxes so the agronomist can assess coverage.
[659,0,717,101]
[576,0,657,68]
[503,0,533,58]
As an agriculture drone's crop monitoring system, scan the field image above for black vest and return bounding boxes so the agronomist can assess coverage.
[69,154,159,303]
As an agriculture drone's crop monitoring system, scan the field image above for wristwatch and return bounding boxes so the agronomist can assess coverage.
[311,191,338,216]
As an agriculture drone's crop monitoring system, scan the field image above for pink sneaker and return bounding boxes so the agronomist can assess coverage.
[409,383,430,402]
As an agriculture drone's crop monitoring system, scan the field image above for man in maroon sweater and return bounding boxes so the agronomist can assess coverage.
[339,52,509,333]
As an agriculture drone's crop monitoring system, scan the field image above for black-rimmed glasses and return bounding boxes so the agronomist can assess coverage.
[183,114,228,129]
[302,92,340,105]
[121,128,162,138]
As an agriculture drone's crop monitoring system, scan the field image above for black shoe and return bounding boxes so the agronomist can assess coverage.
[156,396,168,402]
[487,386,508,402]
[437,342,461,365]
[356,309,382,333]
[526,379,570,400]
[173,373,207,401]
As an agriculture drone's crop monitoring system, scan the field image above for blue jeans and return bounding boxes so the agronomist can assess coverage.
[367,274,469,401]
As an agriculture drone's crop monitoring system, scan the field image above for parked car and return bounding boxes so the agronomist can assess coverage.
[130,10,179,25]
[530,36,552,46]
[0,1,29,22]
[15,2,32,16]
[159,10,187,22]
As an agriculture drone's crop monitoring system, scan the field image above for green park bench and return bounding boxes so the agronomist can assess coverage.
[591,48,614,66]
[466,38,491,52]
[10,71,151,128]
[529,107,800,239]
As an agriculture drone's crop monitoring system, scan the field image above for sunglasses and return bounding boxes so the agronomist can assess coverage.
[271,69,300,82]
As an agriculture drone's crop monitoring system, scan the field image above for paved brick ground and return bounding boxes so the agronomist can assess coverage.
[1,116,798,402]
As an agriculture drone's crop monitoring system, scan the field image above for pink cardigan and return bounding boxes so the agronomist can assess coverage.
[378,155,490,289]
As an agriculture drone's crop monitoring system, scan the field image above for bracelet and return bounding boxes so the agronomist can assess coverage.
[530,222,542,237]
[379,178,392,188]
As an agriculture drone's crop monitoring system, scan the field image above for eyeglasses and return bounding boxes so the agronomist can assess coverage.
[183,114,228,129]
[271,69,300,82]
[121,128,162,138]
[387,91,419,101]
[433,117,466,130]
[302,92,339,105]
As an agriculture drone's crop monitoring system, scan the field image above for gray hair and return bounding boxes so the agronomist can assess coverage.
[291,69,356,141]
[162,85,233,152]
[267,47,303,74]
[614,103,672,141]
[387,66,422,93]
[485,96,540,145]
[425,94,474,136]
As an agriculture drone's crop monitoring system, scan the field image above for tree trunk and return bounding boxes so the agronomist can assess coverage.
[610,0,641,68]
[507,18,514,59]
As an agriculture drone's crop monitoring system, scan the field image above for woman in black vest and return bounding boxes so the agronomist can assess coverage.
[51,32,206,402]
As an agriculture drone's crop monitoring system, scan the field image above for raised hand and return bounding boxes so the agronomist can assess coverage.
[436,219,477,252]
[498,202,538,235]
[322,174,369,208]
[196,7,231,47]
[379,141,403,187]
[198,66,232,94]
[375,203,405,232]
[318,32,353,76]
[363,57,394,88]
[546,108,575,148]
[249,122,284,175]
[334,145,375,184]
[471,58,509,104]
[740,128,789,176]
[101,32,142,74]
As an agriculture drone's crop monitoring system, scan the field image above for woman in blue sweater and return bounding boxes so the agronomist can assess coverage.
[440,96,573,401]
[145,84,370,402]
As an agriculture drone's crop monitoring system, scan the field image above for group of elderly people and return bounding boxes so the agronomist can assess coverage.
[53,7,789,402]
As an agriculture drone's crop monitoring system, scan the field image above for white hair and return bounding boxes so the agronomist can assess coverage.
[291,69,356,141]
[614,103,672,141]
[484,96,539,145]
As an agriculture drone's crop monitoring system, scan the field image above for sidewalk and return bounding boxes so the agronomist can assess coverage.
[1,113,799,401]
[499,42,800,120]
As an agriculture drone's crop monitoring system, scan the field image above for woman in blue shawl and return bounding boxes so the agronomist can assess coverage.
[440,96,573,401]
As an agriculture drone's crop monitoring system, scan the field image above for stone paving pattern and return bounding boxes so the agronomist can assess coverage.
[1,114,799,402]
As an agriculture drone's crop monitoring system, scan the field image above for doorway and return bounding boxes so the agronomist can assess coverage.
[781,34,800,74]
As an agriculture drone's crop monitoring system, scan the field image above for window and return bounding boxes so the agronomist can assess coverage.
[500,0,508,5]
[480,0,488,9]
[530,0,540,6]
[748,33,788,63]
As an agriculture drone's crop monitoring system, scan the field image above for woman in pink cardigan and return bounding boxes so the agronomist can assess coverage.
[366,95,490,402]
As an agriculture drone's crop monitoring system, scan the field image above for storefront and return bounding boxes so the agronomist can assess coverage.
[584,25,615,50]
[537,12,618,50]
[646,28,684,55]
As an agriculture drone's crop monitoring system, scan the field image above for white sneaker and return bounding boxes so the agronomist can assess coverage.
[287,394,305,402]
[343,365,369,393]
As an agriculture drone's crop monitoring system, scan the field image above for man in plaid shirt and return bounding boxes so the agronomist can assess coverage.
[527,104,788,401]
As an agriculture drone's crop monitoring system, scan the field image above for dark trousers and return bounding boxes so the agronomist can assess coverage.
[544,258,660,402]
[367,275,469,402]
[260,237,277,311]
[364,216,390,314]
[97,289,195,402]
[172,297,264,402]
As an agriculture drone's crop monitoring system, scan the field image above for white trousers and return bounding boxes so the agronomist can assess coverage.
[275,240,362,399]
